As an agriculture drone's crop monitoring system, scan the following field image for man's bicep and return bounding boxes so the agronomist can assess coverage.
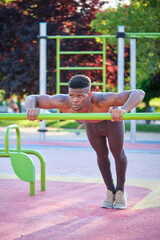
[102,91,131,107]
[114,91,131,106]
[37,94,66,109]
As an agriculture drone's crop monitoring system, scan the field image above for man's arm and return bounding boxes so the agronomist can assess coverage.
[114,90,145,112]
[25,94,67,121]
[102,89,145,121]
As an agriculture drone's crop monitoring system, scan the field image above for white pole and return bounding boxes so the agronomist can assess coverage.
[130,39,136,143]
[117,25,125,93]
[39,22,47,141]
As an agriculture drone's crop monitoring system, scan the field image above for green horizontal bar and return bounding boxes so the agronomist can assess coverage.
[60,51,103,54]
[90,83,104,86]
[126,33,160,38]
[0,113,159,120]
[43,33,160,40]
[60,67,103,70]
[59,83,70,86]
[47,35,115,39]
[59,82,104,86]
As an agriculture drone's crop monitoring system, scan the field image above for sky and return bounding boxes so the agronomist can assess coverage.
[103,0,130,9]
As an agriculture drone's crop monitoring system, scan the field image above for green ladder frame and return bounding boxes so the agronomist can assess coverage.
[54,35,110,130]
[0,124,46,196]
[45,32,160,95]
[54,35,112,94]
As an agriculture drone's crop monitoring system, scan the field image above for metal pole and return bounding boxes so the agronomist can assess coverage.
[0,113,160,120]
[102,37,106,93]
[117,25,125,93]
[56,37,60,95]
[130,39,137,143]
[39,22,47,141]
[56,37,61,131]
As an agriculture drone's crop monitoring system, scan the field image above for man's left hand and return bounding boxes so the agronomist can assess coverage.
[109,107,126,122]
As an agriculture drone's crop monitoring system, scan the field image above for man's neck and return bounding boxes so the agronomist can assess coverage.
[76,101,91,113]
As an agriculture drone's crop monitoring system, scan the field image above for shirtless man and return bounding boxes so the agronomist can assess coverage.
[25,75,145,209]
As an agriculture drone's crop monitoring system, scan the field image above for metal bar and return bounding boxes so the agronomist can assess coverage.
[60,67,103,70]
[56,37,61,94]
[126,33,160,38]
[30,182,35,196]
[0,113,159,120]
[130,38,137,143]
[56,37,61,131]
[47,35,115,39]
[102,36,106,92]
[39,23,47,96]
[5,124,21,153]
[117,25,125,93]
[59,82,104,86]
[39,23,47,141]
[60,51,103,54]
[47,33,160,39]
[39,33,160,40]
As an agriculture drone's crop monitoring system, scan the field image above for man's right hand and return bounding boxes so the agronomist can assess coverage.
[26,108,39,121]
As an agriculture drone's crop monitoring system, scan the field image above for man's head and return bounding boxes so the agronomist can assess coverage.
[68,75,92,112]
[68,75,91,91]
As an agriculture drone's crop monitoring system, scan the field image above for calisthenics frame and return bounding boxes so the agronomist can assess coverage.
[38,23,160,143]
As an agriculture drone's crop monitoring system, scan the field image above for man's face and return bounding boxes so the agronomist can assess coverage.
[69,87,92,112]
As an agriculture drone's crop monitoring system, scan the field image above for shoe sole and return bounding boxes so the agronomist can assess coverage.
[113,205,127,210]
[101,204,113,209]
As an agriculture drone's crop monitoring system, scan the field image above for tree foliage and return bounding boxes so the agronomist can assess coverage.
[91,0,160,103]
[0,0,125,99]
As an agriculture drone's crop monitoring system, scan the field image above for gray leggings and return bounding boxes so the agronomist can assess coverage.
[85,120,127,193]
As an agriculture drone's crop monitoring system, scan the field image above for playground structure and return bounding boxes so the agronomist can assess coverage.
[38,23,160,143]
[0,124,46,196]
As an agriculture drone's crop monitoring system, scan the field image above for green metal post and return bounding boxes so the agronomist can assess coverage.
[30,182,35,196]
[56,37,61,131]
[5,124,21,153]
[102,36,106,93]
[22,149,46,191]
[56,37,61,95]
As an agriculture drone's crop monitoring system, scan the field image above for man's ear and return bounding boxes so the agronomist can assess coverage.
[88,91,92,99]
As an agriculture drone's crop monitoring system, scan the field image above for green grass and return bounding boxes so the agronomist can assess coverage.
[125,122,160,133]
[0,120,159,133]
[0,120,40,127]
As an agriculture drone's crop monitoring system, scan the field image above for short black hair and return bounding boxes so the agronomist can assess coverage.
[68,75,91,90]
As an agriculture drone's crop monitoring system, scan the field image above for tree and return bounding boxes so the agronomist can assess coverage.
[1,0,118,99]
[91,0,160,105]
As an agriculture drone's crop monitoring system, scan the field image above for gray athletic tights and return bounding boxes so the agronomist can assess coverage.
[85,120,127,193]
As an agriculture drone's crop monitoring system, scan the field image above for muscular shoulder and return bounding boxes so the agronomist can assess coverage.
[91,92,116,106]
[50,94,70,107]
[35,94,70,110]
[50,94,68,103]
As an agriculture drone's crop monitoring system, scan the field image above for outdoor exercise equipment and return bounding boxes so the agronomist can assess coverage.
[0,113,159,195]
[0,124,46,196]
[38,23,160,143]
[0,112,159,120]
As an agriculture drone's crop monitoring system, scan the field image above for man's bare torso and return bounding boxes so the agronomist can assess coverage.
[57,92,111,123]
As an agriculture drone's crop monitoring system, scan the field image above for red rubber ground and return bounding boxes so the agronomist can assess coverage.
[0,179,160,240]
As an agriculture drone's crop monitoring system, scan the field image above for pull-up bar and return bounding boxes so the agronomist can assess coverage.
[0,113,159,120]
